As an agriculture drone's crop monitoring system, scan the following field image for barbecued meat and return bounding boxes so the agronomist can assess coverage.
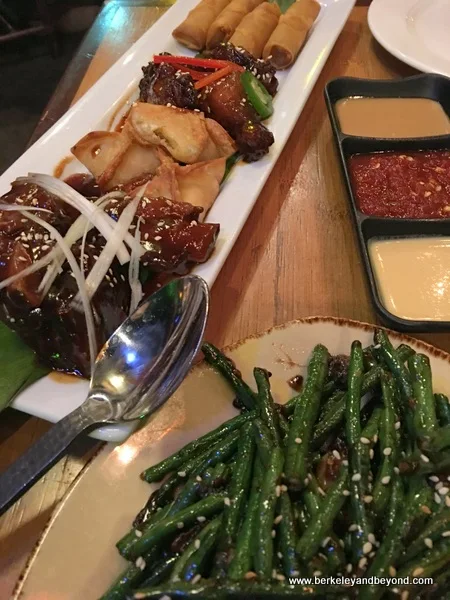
[139,61,198,110]
[203,43,278,96]
[0,181,219,377]
[137,46,277,161]
[198,71,274,161]
[108,195,219,274]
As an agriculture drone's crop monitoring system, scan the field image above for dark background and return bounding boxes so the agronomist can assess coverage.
[0,1,102,174]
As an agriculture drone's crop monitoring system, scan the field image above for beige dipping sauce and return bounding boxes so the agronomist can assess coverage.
[369,237,450,321]
[336,97,450,138]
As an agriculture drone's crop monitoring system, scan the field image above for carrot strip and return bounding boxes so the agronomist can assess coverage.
[194,65,234,90]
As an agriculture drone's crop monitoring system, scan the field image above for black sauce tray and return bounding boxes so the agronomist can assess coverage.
[324,74,450,333]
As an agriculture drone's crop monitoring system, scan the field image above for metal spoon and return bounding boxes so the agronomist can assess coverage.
[0,274,209,516]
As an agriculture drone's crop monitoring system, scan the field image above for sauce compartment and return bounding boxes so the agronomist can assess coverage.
[338,132,450,223]
[326,74,450,140]
[360,220,450,332]
[325,74,450,333]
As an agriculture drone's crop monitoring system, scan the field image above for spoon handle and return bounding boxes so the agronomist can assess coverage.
[0,406,96,516]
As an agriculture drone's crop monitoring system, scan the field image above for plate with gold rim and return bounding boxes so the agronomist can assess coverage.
[13,316,450,600]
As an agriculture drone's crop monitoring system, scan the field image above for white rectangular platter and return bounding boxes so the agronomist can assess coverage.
[2,0,356,441]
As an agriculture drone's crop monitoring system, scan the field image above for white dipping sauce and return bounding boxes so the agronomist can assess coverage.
[369,237,450,321]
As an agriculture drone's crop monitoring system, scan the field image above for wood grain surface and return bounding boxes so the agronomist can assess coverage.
[1,1,449,597]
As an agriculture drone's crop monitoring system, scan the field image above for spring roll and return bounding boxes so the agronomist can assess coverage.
[206,0,265,49]
[229,2,280,58]
[172,0,231,51]
[263,0,321,69]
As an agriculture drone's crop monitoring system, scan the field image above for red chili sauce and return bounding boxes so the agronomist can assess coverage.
[349,150,450,219]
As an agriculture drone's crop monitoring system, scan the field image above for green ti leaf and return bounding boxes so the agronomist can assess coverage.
[0,322,50,413]
[274,0,296,13]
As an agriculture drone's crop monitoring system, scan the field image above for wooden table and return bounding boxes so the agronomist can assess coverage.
[1,0,449,596]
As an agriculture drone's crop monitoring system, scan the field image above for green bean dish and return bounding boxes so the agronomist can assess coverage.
[101,331,450,600]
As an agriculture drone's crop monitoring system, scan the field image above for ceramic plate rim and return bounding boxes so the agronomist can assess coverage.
[13,315,450,599]
[368,0,450,77]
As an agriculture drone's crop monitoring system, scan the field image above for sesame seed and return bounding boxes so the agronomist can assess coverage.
[360,437,370,445]
[318,487,326,496]
[394,467,400,475]
[412,567,424,577]
[424,538,433,549]
[446,496,450,507]
[177,522,184,529]
[192,574,202,584]
[274,515,283,525]
[272,569,277,579]
[244,571,257,580]
[346,563,352,573]
[135,556,146,570]
[442,531,450,537]
[342,459,349,466]
[358,557,368,569]
[275,485,281,497]
[280,484,288,492]
[276,574,285,581]
[224,497,231,506]
[333,450,341,460]
[363,542,373,555]
[343,489,350,496]
[435,493,442,504]
[178,471,186,477]
[135,530,142,538]
[194,539,201,549]
[389,566,396,576]
[381,476,391,485]
[395,421,401,430]
[439,487,449,496]
[368,533,376,544]
[338,538,345,548]
[313,570,322,577]
[349,524,358,532]
[196,476,202,482]
[421,454,430,463]
[430,475,440,483]
[364,495,373,504]
[373,435,378,443]
[421,505,432,514]
[271,529,276,538]
[154,236,162,241]
[369,449,374,460]
[197,516,206,523]
[295,437,302,444]
[352,473,362,482]
[383,448,392,456]
[321,536,331,547]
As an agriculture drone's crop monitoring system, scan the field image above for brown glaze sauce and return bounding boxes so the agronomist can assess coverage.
[64,173,101,198]
[115,108,132,133]
[106,92,133,132]
[273,344,301,369]
[53,155,74,179]
[288,374,303,391]
[48,372,80,384]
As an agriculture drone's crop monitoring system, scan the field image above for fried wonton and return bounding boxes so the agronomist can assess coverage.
[137,157,226,219]
[175,158,226,219]
[125,103,236,164]
[71,130,170,191]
